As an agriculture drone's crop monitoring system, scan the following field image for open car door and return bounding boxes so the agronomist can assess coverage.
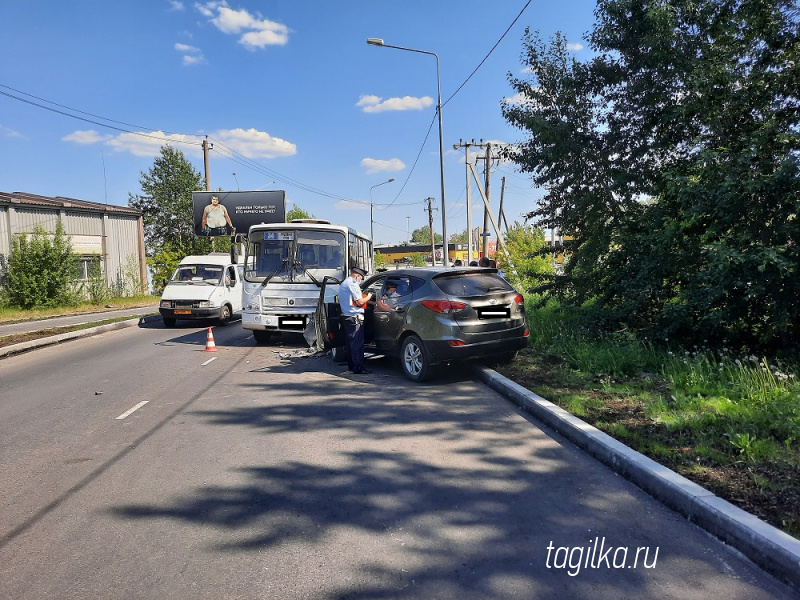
[313,276,345,352]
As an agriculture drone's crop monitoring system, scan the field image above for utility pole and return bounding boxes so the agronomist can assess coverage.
[482,142,492,258]
[498,176,508,233]
[202,137,213,191]
[453,139,480,264]
[467,162,517,276]
[424,197,438,265]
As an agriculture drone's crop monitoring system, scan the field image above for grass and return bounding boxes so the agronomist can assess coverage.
[0,295,158,325]
[498,299,800,539]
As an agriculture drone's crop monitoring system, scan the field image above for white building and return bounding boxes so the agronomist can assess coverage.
[0,191,147,292]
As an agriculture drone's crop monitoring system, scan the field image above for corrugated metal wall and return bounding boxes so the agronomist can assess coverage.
[104,215,141,286]
[0,207,8,257]
[12,208,60,234]
[63,211,103,235]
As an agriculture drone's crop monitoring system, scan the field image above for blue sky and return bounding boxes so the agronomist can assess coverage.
[1,1,597,245]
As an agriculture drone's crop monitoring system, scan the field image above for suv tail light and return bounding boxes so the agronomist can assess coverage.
[514,294,524,305]
[421,300,467,314]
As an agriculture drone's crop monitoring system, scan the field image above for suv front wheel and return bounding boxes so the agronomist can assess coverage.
[400,335,434,382]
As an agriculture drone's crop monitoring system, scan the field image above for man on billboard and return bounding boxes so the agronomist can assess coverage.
[201,195,233,236]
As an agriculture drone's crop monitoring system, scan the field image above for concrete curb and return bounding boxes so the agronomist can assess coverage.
[0,313,161,360]
[476,365,800,592]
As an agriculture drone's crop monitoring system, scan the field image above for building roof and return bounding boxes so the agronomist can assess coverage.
[0,191,142,216]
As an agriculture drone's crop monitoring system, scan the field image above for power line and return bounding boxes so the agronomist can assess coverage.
[0,87,202,147]
[442,0,534,108]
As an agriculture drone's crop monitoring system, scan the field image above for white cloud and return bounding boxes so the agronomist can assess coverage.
[175,42,200,53]
[182,54,205,65]
[357,95,433,113]
[566,42,584,52]
[1,124,23,138]
[63,127,296,159]
[200,4,289,49]
[175,42,204,65]
[194,1,221,18]
[62,130,112,145]
[361,158,405,174]
[334,200,369,211]
[168,0,185,10]
[213,127,296,158]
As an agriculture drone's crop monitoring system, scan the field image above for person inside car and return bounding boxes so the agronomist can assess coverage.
[376,281,401,312]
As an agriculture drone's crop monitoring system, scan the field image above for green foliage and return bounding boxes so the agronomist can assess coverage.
[2,222,80,309]
[148,246,187,295]
[501,221,555,292]
[286,204,314,221]
[410,252,427,267]
[450,228,469,244]
[374,251,388,269]
[523,301,800,462]
[129,145,211,275]
[411,225,442,245]
[82,257,109,305]
[504,1,800,350]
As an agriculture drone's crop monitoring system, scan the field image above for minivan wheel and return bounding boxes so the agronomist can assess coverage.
[331,345,349,364]
[253,330,272,344]
[218,304,231,325]
[400,335,434,382]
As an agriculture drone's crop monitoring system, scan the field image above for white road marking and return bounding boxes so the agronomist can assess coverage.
[201,356,218,366]
[116,401,149,420]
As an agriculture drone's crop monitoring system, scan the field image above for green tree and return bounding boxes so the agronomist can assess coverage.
[374,251,388,269]
[2,221,79,309]
[450,228,469,244]
[410,252,427,267]
[411,225,442,245]
[129,145,210,291]
[501,222,555,292]
[286,204,314,221]
[504,1,800,348]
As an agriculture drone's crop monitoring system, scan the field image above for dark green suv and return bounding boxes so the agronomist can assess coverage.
[317,267,529,382]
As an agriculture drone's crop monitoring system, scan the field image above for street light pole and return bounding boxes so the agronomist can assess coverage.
[367,37,449,266]
[369,177,395,248]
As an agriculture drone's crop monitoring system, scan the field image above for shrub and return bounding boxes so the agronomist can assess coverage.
[2,222,79,309]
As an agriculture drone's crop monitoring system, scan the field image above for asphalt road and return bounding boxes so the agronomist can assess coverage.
[0,320,795,599]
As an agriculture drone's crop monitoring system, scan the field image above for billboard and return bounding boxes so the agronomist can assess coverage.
[192,190,286,237]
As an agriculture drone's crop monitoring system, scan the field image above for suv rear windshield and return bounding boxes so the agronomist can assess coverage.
[433,271,515,296]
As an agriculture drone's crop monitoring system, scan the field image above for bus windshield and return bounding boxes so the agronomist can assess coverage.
[245,228,347,284]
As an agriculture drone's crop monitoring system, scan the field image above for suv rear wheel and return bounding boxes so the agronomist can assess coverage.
[400,335,434,382]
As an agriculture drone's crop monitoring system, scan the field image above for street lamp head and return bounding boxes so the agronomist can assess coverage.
[367,38,385,46]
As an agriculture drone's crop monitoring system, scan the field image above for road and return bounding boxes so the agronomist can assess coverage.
[0,320,795,599]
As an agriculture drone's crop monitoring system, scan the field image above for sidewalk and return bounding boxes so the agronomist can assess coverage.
[0,305,158,336]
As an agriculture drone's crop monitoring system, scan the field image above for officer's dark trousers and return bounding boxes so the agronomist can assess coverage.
[341,315,366,373]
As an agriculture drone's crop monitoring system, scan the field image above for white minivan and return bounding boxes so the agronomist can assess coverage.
[159,253,244,327]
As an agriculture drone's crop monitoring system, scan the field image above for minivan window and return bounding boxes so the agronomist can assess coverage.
[433,272,514,296]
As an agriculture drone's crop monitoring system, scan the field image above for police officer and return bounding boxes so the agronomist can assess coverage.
[339,266,373,374]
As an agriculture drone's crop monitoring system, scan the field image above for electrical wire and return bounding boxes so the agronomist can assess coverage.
[441,0,533,108]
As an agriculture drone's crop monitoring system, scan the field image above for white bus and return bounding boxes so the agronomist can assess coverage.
[239,219,373,343]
